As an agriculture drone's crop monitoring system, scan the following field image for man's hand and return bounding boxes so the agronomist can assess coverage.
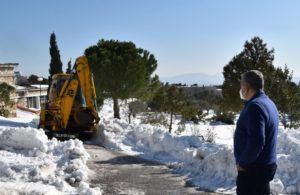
[236,164,246,171]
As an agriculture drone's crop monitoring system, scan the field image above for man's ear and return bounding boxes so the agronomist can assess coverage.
[243,84,251,96]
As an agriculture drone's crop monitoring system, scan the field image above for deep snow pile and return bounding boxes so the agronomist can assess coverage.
[97,99,300,194]
[0,125,101,194]
[98,118,237,193]
[273,129,300,193]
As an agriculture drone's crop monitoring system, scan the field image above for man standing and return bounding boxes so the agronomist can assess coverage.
[234,70,279,195]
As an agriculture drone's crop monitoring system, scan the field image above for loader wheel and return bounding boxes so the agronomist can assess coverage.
[44,129,53,139]
[79,131,96,141]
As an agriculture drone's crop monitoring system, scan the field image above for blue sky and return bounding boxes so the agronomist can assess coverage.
[1,0,300,78]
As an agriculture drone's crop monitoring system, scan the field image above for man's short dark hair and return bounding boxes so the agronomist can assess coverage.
[241,70,264,90]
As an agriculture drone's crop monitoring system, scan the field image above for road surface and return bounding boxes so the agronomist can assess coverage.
[85,144,218,195]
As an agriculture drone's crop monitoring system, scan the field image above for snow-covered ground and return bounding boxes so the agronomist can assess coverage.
[2,99,300,194]
[0,111,101,194]
[97,99,300,194]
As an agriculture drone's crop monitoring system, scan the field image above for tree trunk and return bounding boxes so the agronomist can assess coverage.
[128,113,131,124]
[290,114,293,129]
[282,113,287,129]
[113,98,120,119]
[169,112,173,133]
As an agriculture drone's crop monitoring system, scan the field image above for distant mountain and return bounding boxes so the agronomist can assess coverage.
[160,72,224,86]
[160,73,300,86]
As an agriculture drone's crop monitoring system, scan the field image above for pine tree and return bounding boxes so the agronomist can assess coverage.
[163,86,188,132]
[148,84,185,132]
[281,81,298,128]
[85,39,158,119]
[222,36,291,113]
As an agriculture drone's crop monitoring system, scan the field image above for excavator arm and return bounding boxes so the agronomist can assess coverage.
[59,78,79,129]
[74,56,100,124]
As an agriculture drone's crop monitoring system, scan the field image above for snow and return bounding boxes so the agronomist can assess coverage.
[97,118,237,193]
[274,129,300,194]
[0,111,101,194]
[0,109,39,128]
[177,123,235,146]
[96,99,300,194]
[0,127,48,151]
[2,98,300,194]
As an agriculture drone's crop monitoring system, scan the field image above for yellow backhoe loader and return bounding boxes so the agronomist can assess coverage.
[39,56,100,139]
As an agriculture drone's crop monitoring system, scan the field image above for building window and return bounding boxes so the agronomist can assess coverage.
[40,96,47,104]
[27,97,38,108]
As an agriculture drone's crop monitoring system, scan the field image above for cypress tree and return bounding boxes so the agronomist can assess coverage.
[66,59,72,73]
[48,32,63,93]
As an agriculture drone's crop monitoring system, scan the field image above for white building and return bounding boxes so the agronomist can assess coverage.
[0,62,49,114]
[16,85,48,110]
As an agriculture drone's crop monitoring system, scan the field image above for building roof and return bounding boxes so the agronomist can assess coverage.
[31,84,49,89]
[16,86,26,90]
[16,85,49,91]
[0,63,18,66]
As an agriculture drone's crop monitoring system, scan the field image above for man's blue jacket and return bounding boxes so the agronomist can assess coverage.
[234,90,279,168]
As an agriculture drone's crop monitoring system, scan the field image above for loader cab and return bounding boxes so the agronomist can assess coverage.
[49,74,71,105]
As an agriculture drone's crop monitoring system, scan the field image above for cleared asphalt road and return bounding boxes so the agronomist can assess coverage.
[85,144,218,195]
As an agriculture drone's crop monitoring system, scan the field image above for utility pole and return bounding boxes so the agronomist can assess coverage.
[38,77,43,109]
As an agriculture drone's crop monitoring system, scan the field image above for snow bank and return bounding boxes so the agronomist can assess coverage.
[96,99,300,193]
[0,126,101,195]
[98,118,237,193]
[0,127,48,151]
[271,129,300,194]
[97,116,300,194]
[0,109,39,128]
[178,123,235,146]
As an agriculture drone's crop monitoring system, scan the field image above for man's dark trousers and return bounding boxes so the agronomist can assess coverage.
[236,163,277,195]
